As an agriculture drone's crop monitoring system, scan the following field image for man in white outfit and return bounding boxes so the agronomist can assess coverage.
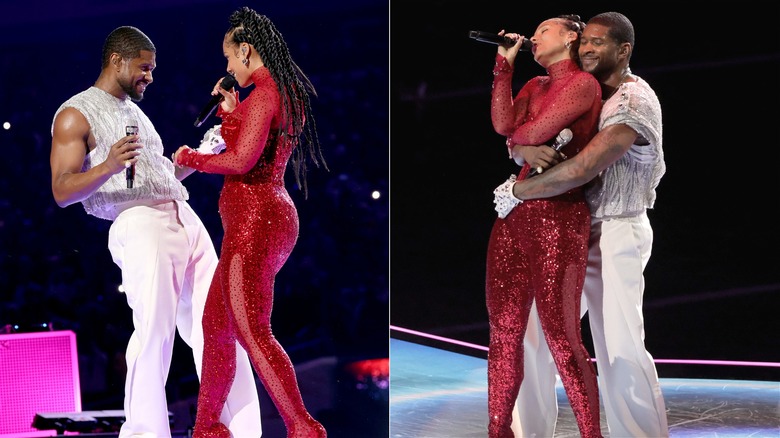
[504,12,669,437]
[50,26,262,437]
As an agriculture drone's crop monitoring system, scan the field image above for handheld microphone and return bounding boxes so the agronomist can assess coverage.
[468,30,533,51]
[528,128,573,177]
[194,74,238,127]
[125,122,139,188]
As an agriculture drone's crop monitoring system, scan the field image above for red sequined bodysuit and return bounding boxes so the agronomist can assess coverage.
[178,67,325,438]
[486,56,602,438]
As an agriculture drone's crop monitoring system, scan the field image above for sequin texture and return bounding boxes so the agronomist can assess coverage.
[586,77,665,219]
[180,67,325,438]
[486,57,603,438]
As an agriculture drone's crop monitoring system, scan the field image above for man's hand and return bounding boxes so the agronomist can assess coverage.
[107,134,143,174]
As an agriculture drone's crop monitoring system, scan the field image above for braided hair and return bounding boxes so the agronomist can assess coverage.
[556,14,586,64]
[225,7,326,197]
[101,26,156,69]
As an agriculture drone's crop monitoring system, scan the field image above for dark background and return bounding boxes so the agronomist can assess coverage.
[390,2,780,382]
[0,0,388,435]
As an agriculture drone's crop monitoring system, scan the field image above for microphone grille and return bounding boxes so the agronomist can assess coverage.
[125,120,139,136]
[221,74,237,90]
[559,128,573,144]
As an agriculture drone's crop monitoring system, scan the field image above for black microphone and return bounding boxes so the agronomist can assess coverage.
[194,74,238,127]
[468,30,533,51]
[528,128,573,177]
[125,122,139,188]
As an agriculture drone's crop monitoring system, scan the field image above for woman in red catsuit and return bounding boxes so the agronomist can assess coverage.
[174,7,327,438]
[485,15,603,438]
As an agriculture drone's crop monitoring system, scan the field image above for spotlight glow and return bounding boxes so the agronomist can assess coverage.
[3,122,10,130]
[371,190,381,200]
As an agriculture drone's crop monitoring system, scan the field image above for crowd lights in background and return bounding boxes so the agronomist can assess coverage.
[336,172,383,201]
[3,121,10,130]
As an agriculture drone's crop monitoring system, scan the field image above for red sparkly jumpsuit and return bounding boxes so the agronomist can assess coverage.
[178,67,325,438]
[486,56,602,438]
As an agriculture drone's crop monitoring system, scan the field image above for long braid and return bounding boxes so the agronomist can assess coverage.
[227,7,326,198]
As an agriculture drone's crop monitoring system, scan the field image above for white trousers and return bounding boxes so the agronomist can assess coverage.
[108,200,262,438]
[513,213,668,437]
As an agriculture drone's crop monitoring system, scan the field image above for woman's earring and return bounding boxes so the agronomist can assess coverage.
[565,40,571,49]
[241,46,249,67]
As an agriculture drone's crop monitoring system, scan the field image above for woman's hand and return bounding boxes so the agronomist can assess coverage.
[512,144,566,173]
[172,145,192,168]
[214,77,239,113]
[497,30,528,65]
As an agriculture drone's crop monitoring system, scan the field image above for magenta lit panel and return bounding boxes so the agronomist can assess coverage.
[0,330,81,437]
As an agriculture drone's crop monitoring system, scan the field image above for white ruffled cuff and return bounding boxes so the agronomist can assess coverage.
[196,124,226,154]
[493,174,523,218]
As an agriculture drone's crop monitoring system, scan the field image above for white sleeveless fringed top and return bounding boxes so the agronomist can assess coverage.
[52,87,188,220]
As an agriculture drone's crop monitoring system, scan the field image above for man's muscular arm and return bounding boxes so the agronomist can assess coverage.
[50,108,140,207]
[511,123,638,200]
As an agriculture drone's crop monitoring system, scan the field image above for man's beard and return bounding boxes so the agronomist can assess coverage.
[120,79,145,102]
[584,62,612,83]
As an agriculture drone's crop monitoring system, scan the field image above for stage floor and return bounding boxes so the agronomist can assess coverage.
[390,338,780,437]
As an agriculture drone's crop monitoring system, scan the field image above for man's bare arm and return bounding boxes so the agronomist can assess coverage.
[511,123,639,200]
[50,108,139,207]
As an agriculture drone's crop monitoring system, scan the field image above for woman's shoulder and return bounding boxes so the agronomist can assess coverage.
[574,70,599,83]
[570,71,602,95]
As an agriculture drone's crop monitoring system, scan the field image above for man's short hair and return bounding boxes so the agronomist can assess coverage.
[101,26,156,69]
[588,12,635,48]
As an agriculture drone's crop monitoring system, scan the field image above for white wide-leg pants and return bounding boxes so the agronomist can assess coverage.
[513,214,668,437]
[109,200,262,438]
